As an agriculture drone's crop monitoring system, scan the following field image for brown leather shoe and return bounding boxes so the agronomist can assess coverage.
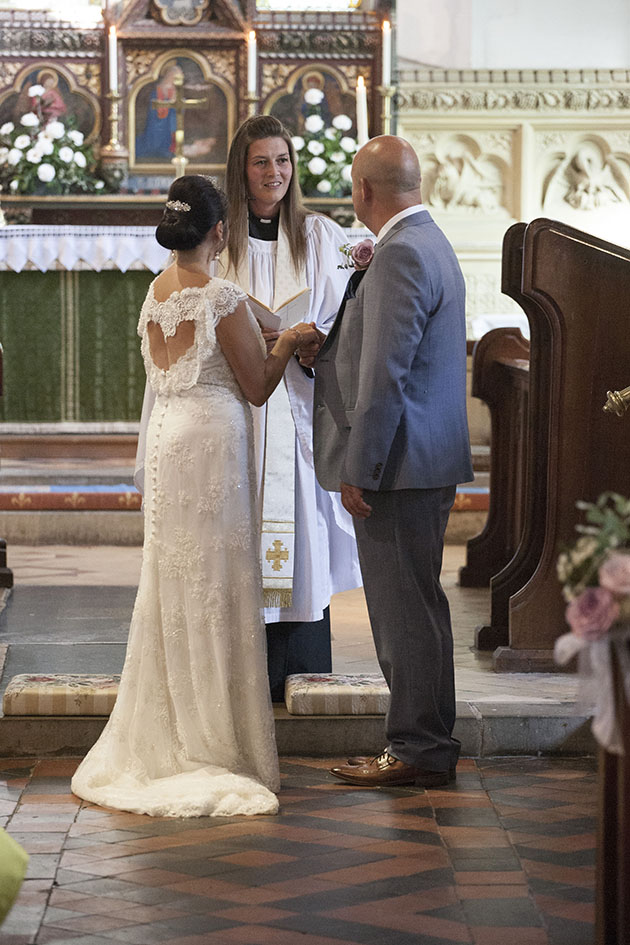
[347,755,457,781]
[331,751,450,788]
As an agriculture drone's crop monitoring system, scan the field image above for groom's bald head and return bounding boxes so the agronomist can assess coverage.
[351,136,422,231]
[353,136,422,198]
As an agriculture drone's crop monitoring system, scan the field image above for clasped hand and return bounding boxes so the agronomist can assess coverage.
[259,321,325,362]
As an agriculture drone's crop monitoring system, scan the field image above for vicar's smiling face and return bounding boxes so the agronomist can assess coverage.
[246,137,293,214]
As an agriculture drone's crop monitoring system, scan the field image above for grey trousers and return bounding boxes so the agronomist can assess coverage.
[353,485,459,772]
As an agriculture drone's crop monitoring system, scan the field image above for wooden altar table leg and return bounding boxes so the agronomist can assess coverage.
[0,538,13,589]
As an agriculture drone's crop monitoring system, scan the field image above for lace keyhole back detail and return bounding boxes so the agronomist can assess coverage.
[147,319,196,373]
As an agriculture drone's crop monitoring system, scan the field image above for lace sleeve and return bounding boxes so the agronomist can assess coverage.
[205,279,247,330]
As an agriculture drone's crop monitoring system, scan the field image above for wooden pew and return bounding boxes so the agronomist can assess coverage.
[485,220,630,671]
[459,327,530,648]
[596,640,630,945]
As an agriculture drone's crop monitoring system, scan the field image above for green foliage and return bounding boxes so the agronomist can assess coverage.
[557,493,630,601]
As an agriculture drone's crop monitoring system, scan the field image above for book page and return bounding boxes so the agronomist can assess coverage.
[247,288,311,331]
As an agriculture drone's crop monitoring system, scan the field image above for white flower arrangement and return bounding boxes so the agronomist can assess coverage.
[295,90,357,199]
[0,88,108,196]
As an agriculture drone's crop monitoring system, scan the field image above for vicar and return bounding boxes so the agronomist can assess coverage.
[308,135,473,787]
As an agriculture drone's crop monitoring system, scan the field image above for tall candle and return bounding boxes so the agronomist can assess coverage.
[108,25,118,94]
[382,20,392,87]
[356,75,368,147]
[247,30,257,95]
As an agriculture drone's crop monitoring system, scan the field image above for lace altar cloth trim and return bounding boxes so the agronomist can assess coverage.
[0,226,371,273]
[3,673,119,716]
[0,226,170,273]
[285,673,389,715]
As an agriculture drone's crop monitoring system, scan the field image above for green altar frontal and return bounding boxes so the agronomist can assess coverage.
[0,226,169,423]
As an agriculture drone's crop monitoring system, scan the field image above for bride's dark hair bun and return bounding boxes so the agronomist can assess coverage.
[156,175,227,252]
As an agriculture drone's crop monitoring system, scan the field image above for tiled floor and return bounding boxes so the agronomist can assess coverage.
[1,754,596,945]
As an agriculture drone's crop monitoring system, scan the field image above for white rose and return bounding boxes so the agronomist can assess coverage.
[13,134,31,150]
[7,148,22,165]
[20,112,39,128]
[95,180,105,190]
[73,151,87,168]
[26,147,42,163]
[68,130,84,146]
[332,114,353,131]
[325,128,337,141]
[36,135,54,155]
[316,180,332,193]
[304,114,324,133]
[37,162,55,182]
[341,164,353,182]
[58,146,74,163]
[307,140,325,155]
[9,179,18,191]
[0,147,8,164]
[340,136,357,153]
[28,84,45,98]
[0,122,14,135]
[291,135,305,151]
[330,151,345,163]
[304,88,324,106]
[307,156,327,176]
[47,121,65,140]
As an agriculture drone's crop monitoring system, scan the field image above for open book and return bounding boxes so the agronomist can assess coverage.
[247,288,311,331]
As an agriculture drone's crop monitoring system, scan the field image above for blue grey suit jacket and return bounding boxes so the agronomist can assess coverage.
[313,209,473,492]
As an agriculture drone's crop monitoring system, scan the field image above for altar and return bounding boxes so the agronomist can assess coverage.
[0,224,375,426]
[0,225,169,424]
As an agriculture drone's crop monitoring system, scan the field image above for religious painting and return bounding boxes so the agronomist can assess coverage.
[130,55,230,173]
[0,66,98,142]
[267,66,357,139]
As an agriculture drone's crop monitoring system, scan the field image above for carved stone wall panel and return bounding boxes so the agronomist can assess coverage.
[406,129,515,218]
[398,69,630,332]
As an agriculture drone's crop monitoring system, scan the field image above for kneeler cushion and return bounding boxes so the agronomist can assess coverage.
[285,673,389,715]
[2,674,119,716]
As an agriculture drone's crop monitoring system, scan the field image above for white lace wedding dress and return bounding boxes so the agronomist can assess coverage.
[71,277,280,817]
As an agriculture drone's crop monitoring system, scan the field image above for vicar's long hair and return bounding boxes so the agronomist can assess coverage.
[225,115,308,277]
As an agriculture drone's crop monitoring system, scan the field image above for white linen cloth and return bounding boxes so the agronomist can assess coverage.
[72,277,279,817]
[0,226,170,273]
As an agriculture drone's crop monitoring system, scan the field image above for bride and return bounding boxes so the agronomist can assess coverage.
[71,175,318,818]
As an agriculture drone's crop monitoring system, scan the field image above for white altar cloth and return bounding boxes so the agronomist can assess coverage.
[0,226,170,273]
[0,225,372,275]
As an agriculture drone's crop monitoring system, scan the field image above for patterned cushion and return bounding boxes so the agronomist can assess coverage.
[2,674,119,716]
[285,673,389,715]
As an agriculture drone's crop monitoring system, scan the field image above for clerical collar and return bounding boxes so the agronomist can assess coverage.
[248,208,279,241]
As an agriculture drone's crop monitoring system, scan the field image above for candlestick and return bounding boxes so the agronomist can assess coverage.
[356,75,368,147]
[108,25,118,95]
[382,20,392,87]
[247,30,257,96]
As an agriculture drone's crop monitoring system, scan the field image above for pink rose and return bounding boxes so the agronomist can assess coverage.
[565,586,620,641]
[350,239,375,270]
[598,551,630,597]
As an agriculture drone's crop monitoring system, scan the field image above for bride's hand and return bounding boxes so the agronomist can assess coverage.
[284,322,320,351]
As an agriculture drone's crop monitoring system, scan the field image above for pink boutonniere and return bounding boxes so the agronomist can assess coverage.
[338,239,375,271]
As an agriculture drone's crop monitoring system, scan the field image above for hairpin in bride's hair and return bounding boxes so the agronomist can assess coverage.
[166,200,191,212]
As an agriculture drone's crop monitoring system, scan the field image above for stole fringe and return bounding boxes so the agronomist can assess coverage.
[263,587,293,609]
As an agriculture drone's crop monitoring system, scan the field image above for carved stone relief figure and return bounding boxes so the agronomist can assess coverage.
[420,135,508,215]
[543,138,630,213]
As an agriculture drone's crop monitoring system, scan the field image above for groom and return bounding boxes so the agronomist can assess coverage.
[307,135,473,787]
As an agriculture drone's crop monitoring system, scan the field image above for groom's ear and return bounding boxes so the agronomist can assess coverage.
[359,177,372,202]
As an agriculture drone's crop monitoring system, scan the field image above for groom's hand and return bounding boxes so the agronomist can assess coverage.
[341,482,372,519]
[297,324,325,368]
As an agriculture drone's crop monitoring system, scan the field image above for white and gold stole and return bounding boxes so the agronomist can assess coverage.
[220,209,307,608]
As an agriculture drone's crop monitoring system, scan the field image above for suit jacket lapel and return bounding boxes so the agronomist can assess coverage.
[320,268,366,353]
